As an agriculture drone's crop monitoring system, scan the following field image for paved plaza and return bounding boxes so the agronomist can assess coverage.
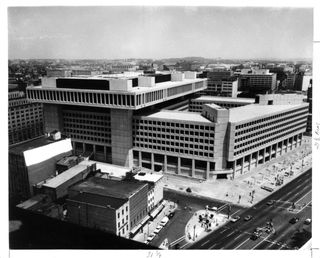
[164,136,312,208]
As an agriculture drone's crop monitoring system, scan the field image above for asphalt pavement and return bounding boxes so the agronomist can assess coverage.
[189,168,312,250]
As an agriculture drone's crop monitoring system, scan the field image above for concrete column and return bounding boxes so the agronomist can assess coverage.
[104,146,107,160]
[295,135,298,147]
[43,104,63,133]
[93,145,96,157]
[275,143,278,158]
[191,159,195,178]
[151,153,155,171]
[248,153,252,171]
[177,157,181,175]
[138,151,142,167]
[241,157,245,174]
[83,143,86,152]
[233,161,236,178]
[280,141,283,155]
[206,161,210,180]
[263,148,266,163]
[256,151,259,167]
[285,139,288,153]
[110,109,133,167]
[163,155,167,172]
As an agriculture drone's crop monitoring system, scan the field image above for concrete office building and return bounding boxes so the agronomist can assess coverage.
[67,177,148,237]
[9,91,44,145]
[26,71,207,167]
[238,69,277,93]
[203,70,238,97]
[26,74,308,181]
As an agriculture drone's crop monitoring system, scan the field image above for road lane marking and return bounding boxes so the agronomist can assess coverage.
[220,228,228,234]
[294,190,312,204]
[252,235,271,250]
[201,240,210,247]
[234,234,242,241]
[226,232,234,237]
[235,238,250,249]
[209,243,217,249]
[179,242,190,249]
[230,209,241,217]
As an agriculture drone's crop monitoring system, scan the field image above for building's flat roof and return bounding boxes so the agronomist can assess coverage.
[131,78,206,93]
[145,110,213,124]
[194,96,255,104]
[95,162,131,178]
[229,104,307,123]
[42,160,96,188]
[69,192,127,209]
[134,172,163,183]
[71,177,147,199]
[9,136,56,155]
[16,194,47,209]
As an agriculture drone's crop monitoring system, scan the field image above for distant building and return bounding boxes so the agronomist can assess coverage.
[8,91,44,145]
[66,177,148,238]
[238,69,277,94]
[9,137,73,203]
[306,79,312,134]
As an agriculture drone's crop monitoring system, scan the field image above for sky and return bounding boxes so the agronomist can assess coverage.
[8,6,313,60]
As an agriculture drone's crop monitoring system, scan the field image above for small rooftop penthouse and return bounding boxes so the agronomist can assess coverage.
[26,71,207,110]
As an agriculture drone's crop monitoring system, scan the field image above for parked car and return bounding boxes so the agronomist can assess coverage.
[147,233,156,242]
[261,185,274,192]
[244,215,253,221]
[289,217,299,224]
[230,215,241,223]
[160,216,169,227]
[154,225,163,234]
[304,218,311,225]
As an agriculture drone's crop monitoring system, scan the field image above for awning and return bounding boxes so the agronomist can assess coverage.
[130,215,150,236]
[150,204,164,219]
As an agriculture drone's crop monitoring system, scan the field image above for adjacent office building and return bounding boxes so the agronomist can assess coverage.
[9,137,73,202]
[9,90,44,145]
[238,69,277,93]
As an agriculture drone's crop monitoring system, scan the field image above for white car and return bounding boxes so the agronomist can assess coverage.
[154,225,163,234]
[147,233,156,242]
[230,215,241,222]
[160,216,169,227]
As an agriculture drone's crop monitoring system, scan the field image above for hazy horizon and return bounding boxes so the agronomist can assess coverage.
[8,6,313,60]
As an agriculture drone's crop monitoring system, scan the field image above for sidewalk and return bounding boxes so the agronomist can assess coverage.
[132,201,176,243]
[163,136,312,208]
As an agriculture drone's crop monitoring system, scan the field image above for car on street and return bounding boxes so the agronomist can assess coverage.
[230,215,241,222]
[147,233,156,242]
[168,211,175,219]
[289,217,299,224]
[266,200,275,205]
[244,215,253,221]
[207,206,218,212]
[304,218,312,225]
[154,225,163,234]
[250,230,262,240]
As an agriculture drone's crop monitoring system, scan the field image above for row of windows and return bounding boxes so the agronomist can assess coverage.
[167,83,192,97]
[134,128,214,137]
[235,106,308,131]
[65,132,111,144]
[134,135,213,144]
[29,89,137,107]
[233,124,305,156]
[135,144,214,158]
[235,113,307,144]
[133,119,214,131]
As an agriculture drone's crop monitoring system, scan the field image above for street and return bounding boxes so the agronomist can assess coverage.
[189,168,312,250]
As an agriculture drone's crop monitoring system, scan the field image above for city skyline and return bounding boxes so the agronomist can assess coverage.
[8,6,313,60]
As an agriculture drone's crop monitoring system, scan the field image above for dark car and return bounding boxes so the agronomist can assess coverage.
[168,212,175,219]
[250,231,262,240]
[267,200,274,206]
[244,215,253,221]
[289,217,299,224]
